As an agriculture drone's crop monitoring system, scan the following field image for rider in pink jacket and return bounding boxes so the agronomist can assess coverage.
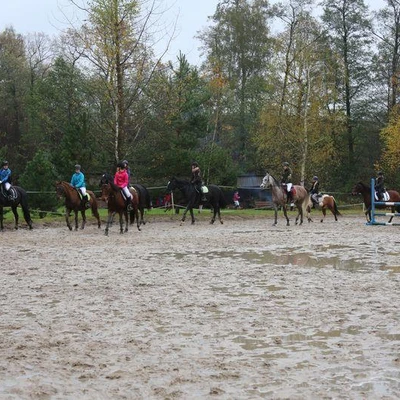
[114,162,132,209]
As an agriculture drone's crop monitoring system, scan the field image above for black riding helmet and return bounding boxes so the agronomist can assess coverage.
[377,171,383,176]
[117,161,125,169]
[191,161,199,167]
[2,160,9,167]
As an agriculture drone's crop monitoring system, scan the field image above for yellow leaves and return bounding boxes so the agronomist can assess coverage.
[380,109,400,173]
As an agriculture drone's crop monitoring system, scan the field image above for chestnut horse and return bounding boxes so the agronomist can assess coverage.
[260,172,310,226]
[352,182,400,223]
[307,194,341,223]
[55,181,101,231]
[100,181,141,236]
[100,173,151,226]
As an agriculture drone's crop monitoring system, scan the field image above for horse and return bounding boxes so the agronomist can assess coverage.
[352,182,400,223]
[100,181,141,236]
[260,172,310,226]
[166,177,227,225]
[0,185,33,230]
[55,181,101,231]
[307,194,341,223]
[100,173,151,226]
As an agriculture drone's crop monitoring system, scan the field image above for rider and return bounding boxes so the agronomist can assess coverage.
[281,162,293,203]
[70,164,90,209]
[375,171,385,201]
[114,161,133,210]
[191,161,206,201]
[309,176,320,208]
[122,160,131,184]
[0,160,13,200]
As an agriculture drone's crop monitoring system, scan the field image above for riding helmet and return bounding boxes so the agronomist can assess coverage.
[122,160,129,165]
[283,161,289,166]
[191,161,199,167]
[378,171,383,176]
[313,176,318,181]
[74,164,81,170]
[2,160,8,167]
[117,161,125,168]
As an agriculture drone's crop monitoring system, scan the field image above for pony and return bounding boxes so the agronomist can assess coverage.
[0,185,33,230]
[55,181,101,231]
[352,181,400,223]
[100,181,141,236]
[100,173,151,226]
[260,172,310,226]
[307,194,341,223]
[166,177,227,225]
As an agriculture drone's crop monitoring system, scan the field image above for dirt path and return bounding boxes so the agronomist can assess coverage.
[1,214,399,399]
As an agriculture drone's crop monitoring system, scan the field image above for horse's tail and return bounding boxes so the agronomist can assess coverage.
[19,188,33,228]
[333,197,341,216]
[144,187,152,209]
[219,188,227,209]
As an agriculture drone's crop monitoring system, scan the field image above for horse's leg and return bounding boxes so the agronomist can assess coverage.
[11,206,19,230]
[295,205,302,225]
[321,206,327,223]
[389,207,395,223]
[65,208,73,231]
[104,211,115,236]
[120,212,126,234]
[189,207,195,224]
[217,205,223,224]
[282,205,290,226]
[135,208,141,231]
[123,211,129,233]
[91,204,101,228]
[81,210,86,230]
[210,203,216,224]
[273,205,279,226]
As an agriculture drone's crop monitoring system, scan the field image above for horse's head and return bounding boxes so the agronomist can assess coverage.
[166,177,177,192]
[351,182,368,196]
[99,173,113,187]
[100,183,112,202]
[260,173,272,189]
[55,181,65,199]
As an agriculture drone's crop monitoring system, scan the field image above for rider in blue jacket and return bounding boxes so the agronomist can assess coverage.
[0,161,12,199]
[70,164,90,208]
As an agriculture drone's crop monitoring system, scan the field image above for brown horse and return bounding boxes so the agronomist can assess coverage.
[100,181,141,236]
[55,181,101,231]
[352,182,400,223]
[307,194,341,223]
[260,172,310,226]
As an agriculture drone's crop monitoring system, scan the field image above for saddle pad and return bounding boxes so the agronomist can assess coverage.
[374,191,389,201]
[201,186,209,194]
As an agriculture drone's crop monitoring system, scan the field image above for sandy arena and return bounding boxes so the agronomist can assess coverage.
[1,211,399,399]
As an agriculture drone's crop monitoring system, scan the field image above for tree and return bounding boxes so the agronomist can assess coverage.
[199,0,275,169]
[0,28,29,165]
[321,0,373,178]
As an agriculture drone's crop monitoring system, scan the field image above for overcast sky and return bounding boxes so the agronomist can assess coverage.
[0,0,385,66]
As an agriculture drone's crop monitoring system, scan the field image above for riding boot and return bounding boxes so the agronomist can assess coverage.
[126,197,133,211]
[81,195,90,209]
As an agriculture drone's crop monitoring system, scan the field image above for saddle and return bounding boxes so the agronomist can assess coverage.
[374,191,389,201]
[75,189,91,202]
[0,185,17,201]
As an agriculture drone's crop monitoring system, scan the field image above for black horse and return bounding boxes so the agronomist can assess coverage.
[0,185,33,230]
[99,173,152,226]
[166,177,227,225]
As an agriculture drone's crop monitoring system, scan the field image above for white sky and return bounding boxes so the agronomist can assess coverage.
[0,0,385,66]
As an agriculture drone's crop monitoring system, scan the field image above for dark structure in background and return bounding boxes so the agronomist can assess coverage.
[236,174,272,208]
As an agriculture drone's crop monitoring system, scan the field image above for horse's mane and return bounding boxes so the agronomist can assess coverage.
[265,172,280,186]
